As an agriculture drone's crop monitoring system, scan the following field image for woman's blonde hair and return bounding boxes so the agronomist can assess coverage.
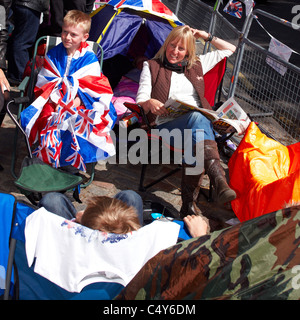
[63,10,91,34]
[81,196,141,234]
[154,25,199,69]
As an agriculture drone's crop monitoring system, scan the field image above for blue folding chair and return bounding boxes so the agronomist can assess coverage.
[1,192,124,300]
[0,193,16,299]
[1,192,36,299]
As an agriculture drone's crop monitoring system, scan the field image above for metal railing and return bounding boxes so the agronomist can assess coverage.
[162,0,300,144]
[229,9,300,143]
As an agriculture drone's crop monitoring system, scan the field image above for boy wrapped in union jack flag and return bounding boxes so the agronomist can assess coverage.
[21,10,116,172]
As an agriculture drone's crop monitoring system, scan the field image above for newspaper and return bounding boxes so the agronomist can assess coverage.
[155,97,250,135]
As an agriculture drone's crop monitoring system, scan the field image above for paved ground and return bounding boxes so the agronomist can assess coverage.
[0,96,237,232]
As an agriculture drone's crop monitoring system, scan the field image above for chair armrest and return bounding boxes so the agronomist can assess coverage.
[18,76,30,94]
[123,102,143,115]
[123,102,152,130]
[6,98,32,157]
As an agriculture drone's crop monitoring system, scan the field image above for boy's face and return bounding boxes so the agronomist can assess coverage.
[61,23,89,55]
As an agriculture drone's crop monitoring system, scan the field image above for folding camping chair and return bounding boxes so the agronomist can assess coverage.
[1,192,36,299]
[10,36,104,187]
[124,58,233,201]
[1,192,123,300]
[6,97,84,205]
[0,192,17,299]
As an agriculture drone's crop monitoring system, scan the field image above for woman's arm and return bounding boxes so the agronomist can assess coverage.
[190,27,236,74]
[190,28,236,53]
[139,98,167,115]
[136,61,168,116]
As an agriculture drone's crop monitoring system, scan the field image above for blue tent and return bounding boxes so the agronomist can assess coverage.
[88,1,182,62]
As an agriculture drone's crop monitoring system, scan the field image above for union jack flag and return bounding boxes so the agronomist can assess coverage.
[40,117,60,148]
[32,139,63,168]
[223,0,243,19]
[107,0,180,22]
[65,141,87,172]
[21,41,116,171]
[74,108,95,138]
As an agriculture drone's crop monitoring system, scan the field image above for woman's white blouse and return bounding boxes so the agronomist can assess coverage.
[136,49,233,107]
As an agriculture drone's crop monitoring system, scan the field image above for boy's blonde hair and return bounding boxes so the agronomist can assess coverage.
[154,25,199,69]
[63,9,91,34]
[81,196,141,234]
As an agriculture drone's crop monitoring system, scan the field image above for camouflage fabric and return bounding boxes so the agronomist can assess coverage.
[115,205,300,300]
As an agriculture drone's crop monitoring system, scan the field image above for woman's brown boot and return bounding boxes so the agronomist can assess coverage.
[180,164,205,218]
[204,140,236,204]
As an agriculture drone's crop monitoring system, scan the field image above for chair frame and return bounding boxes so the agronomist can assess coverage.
[1,192,36,300]
[6,97,85,205]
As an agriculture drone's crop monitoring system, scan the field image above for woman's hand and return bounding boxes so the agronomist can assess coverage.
[75,210,84,224]
[188,27,236,53]
[0,69,10,94]
[183,214,209,238]
[189,28,209,41]
[140,98,169,116]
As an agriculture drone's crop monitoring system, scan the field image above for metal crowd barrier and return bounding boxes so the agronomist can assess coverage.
[162,0,300,144]
[162,0,214,54]
[230,9,300,144]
